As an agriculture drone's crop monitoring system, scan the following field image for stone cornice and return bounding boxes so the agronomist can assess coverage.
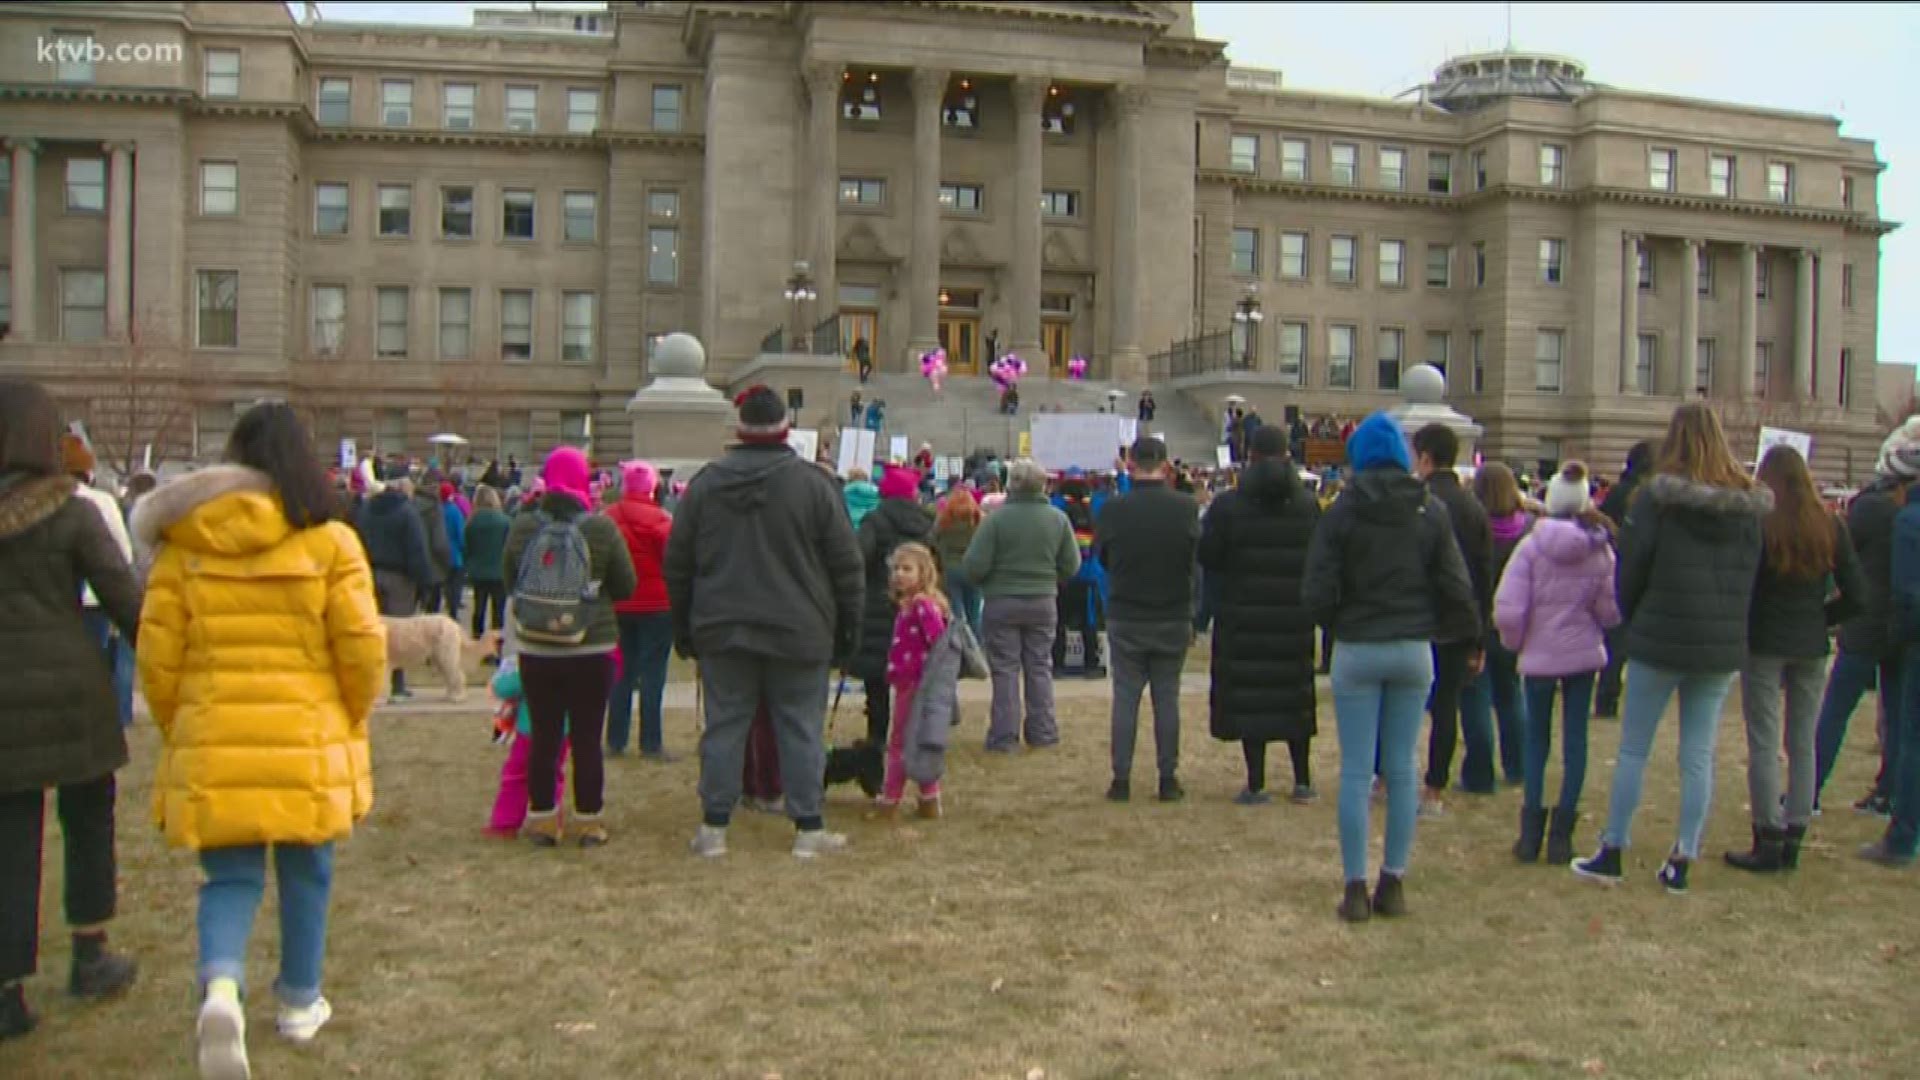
[0,82,193,107]
[189,100,307,122]
[601,129,707,153]
[1146,36,1229,67]
[1197,169,1455,210]
[891,2,1171,32]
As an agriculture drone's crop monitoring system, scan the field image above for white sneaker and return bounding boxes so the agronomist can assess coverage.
[792,829,849,860]
[689,824,728,858]
[276,996,332,1043]
[197,979,250,1080]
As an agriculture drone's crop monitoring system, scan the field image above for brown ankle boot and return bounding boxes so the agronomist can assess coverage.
[864,801,899,822]
[573,814,609,848]
[915,797,942,820]
[523,811,562,847]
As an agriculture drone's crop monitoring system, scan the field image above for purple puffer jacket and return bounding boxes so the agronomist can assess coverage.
[1494,517,1622,677]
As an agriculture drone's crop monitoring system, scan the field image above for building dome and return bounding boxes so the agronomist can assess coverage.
[1425,52,1592,113]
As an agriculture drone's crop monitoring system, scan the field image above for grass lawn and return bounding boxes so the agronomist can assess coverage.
[4,679,1917,1079]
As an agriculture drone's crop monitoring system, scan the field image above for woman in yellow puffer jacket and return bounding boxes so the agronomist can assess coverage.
[132,403,385,1078]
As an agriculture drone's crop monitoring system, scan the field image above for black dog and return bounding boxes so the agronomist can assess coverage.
[824,740,884,799]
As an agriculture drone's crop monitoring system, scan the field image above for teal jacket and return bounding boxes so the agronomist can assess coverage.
[464,508,511,583]
[490,664,568,738]
[962,492,1080,599]
[843,481,880,531]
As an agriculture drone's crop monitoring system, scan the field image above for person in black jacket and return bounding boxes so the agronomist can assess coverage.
[1303,412,1477,923]
[1813,417,1920,816]
[1412,424,1494,813]
[1094,437,1199,803]
[1199,426,1321,805]
[411,474,453,613]
[1574,404,1771,894]
[852,465,935,746]
[1593,441,1654,717]
[354,476,435,701]
[1727,445,1866,872]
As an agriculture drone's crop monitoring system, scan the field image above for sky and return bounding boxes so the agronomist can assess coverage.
[305,1,1919,363]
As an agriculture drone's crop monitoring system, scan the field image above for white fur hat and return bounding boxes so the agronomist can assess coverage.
[1546,461,1591,516]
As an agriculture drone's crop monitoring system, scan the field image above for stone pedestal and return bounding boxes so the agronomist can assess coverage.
[1388,364,1482,459]
[625,332,733,470]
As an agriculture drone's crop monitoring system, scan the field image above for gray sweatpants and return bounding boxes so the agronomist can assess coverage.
[983,596,1059,750]
[1110,619,1190,784]
[697,651,830,825]
[1740,655,1826,830]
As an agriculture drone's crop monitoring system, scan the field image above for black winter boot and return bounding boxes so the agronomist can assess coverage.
[1546,808,1579,867]
[1512,807,1548,863]
[1781,824,1808,870]
[1371,872,1408,918]
[1724,826,1788,873]
[69,949,138,1000]
[1336,880,1371,923]
[0,981,34,1040]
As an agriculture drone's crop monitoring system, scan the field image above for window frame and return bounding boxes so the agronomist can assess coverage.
[1539,238,1564,285]
[562,190,598,244]
[310,284,346,357]
[1470,329,1485,393]
[1330,142,1358,187]
[1842,176,1855,210]
[566,87,601,135]
[499,288,534,362]
[647,190,680,220]
[61,268,107,342]
[53,31,95,84]
[442,82,476,130]
[1539,143,1565,187]
[440,185,474,240]
[1279,231,1307,281]
[194,269,239,349]
[1230,227,1259,277]
[1842,263,1854,309]
[561,290,596,363]
[1427,151,1452,194]
[1754,341,1773,397]
[1695,338,1716,396]
[1634,332,1656,394]
[1709,153,1735,198]
[651,84,684,132]
[65,158,106,214]
[313,181,349,237]
[1472,241,1486,287]
[1378,147,1406,191]
[1426,243,1452,289]
[1638,246,1655,292]
[375,285,410,359]
[501,188,536,241]
[839,176,886,208]
[1229,133,1259,175]
[316,76,351,125]
[1698,247,1714,296]
[1376,326,1404,390]
[1326,324,1355,389]
[1329,234,1357,285]
[1277,321,1306,387]
[380,79,413,127]
[937,181,985,215]
[1649,147,1677,192]
[1471,148,1487,191]
[648,226,679,285]
[1840,347,1853,407]
[199,161,239,216]
[1040,189,1080,219]
[1378,238,1406,287]
[1425,330,1450,373]
[505,85,538,132]
[1766,161,1794,204]
[1280,137,1309,182]
[204,48,241,98]
[437,286,472,361]
[1756,255,1772,300]
[1534,328,1565,393]
[376,183,412,239]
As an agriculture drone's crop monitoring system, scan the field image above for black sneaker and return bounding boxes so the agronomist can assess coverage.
[1571,845,1624,884]
[1336,880,1371,923]
[1853,792,1892,818]
[0,983,34,1041]
[1157,778,1186,803]
[69,952,137,999]
[1371,872,1408,918]
[1657,855,1691,895]
[1105,779,1130,803]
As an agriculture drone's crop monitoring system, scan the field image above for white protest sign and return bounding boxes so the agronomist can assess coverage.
[836,429,876,477]
[339,439,357,471]
[933,456,952,481]
[888,435,909,464]
[1030,413,1130,472]
[786,428,819,463]
[946,456,964,481]
[1757,426,1813,466]
[1216,445,1233,469]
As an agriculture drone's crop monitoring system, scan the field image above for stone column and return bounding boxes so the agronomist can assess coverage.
[1618,232,1640,392]
[1738,244,1760,400]
[906,67,948,366]
[805,62,841,342]
[1010,76,1048,375]
[105,141,134,340]
[6,139,36,341]
[1794,247,1816,403]
[1679,238,1700,397]
[1108,85,1146,383]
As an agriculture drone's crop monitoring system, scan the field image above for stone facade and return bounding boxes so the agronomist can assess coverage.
[0,1,1894,481]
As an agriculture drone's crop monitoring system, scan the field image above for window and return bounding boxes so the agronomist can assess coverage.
[314,182,348,235]
[839,177,885,206]
[1041,89,1074,135]
[1230,227,1258,276]
[195,270,237,347]
[500,290,532,360]
[942,83,978,129]
[938,182,984,213]
[441,185,473,239]
[1756,256,1771,300]
[844,76,882,122]
[1330,235,1356,284]
[1230,134,1258,174]
[1377,328,1403,390]
[1840,348,1853,407]
[1278,322,1305,386]
[502,189,534,240]
[1470,330,1485,393]
[317,77,351,125]
[200,162,238,215]
[1379,147,1406,190]
[376,286,409,358]
[53,32,93,83]
[443,83,475,129]
[1473,242,1487,286]
[1638,247,1654,292]
[1710,154,1734,198]
[204,48,240,97]
[1754,342,1772,397]
[1634,334,1656,393]
[1539,144,1565,187]
[1698,248,1714,296]
[1280,232,1306,280]
[438,288,470,359]
[311,285,344,355]
[1471,149,1487,191]
[377,184,411,237]
[381,80,414,128]
[61,270,105,342]
[1534,330,1564,392]
[1539,238,1564,284]
[1040,190,1079,218]
[562,192,597,243]
[1280,138,1308,181]
[1767,162,1793,204]
[1427,152,1452,194]
[562,292,595,362]
[1537,438,1563,476]
[1842,176,1855,209]
[1842,263,1854,309]
[505,85,537,132]
[1331,143,1357,186]
[1426,244,1452,288]
[1425,331,1450,374]
[560,411,591,449]
[1040,292,1073,316]
[1378,240,1405,286]
[648,227,678,284]
[1327,325,1355,388]
[566,88,600,134]
[66,159,105,213]
[1649,148,1676,192]
[652,85,683,132]
[1695,339,1716,396]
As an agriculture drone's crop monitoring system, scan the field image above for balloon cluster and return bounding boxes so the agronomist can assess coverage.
[1066,355,1088,381]
[989,353,1028,390]
[919,347,948,380]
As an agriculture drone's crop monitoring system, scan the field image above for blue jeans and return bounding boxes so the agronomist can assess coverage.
[1457,641,1524,791]
[945,570,984,645]
[1333,640,1433,882]
[1885,646,1920,855]
[198,843,334,1007]
[1523,672,1596,814]
[607,612,674,755]
[82,609,134,728]
[1813,649,1898,800]
[1600,661,1735,859]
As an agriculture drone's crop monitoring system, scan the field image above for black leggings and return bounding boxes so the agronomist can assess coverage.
[0,775,118,983]
[1426,640,1475,791]
[1243,738,1311,792]
[523,653,615,815]
[470,581,506,638]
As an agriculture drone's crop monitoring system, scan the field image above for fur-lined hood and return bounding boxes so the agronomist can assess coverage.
[130,465,284,557]
[0,474,78,540]
[1643,473,1775,516]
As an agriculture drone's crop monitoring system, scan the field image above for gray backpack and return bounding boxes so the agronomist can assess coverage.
[511,512,598,646]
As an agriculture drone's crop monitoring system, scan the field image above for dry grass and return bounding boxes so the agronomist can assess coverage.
[5,678,1918,1079]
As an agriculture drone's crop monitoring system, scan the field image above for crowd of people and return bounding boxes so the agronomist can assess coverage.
[6,367,1920,1074]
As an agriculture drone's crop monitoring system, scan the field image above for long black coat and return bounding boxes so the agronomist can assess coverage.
[1619,474,1772,673]
[851,498,934,680]
[1198,458,1320,743]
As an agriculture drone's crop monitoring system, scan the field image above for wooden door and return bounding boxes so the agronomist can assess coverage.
[937,317,980,374]
[1042,320,1071,375]
[840,311,877,373]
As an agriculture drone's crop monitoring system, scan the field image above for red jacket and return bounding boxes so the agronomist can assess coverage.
[605,495,673,614]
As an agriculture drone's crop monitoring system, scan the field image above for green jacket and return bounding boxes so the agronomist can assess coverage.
[463,508,512,583]
[962,492,1080,599]
[502,495,637,656]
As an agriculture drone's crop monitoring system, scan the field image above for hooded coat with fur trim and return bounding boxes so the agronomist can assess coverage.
[132,466,387,849]
[1617,473,1772,673]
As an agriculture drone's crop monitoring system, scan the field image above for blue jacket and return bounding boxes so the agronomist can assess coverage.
[442,501,466,571]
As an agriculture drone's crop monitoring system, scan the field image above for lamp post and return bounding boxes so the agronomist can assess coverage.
[1105,388,1124,414]
[1231,282,1263,370]
[783,260,818,353]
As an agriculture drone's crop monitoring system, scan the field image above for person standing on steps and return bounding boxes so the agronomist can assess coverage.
[853,337,873,384]
[1593,441,1653,719]
[1095,437,1200,803]
[852,465,936,748]
[1411,423,1494,815]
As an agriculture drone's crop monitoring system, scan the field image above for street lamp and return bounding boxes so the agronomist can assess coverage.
[1231,282,1263,370]
[1105,388,1124,414]
[783,260,818,353]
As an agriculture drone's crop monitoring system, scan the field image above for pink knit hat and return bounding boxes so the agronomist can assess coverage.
[541,446,592,507]
[621,460,660,499]
[878,465,919,502]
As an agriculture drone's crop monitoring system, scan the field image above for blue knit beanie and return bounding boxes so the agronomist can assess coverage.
[1346,411,1412,472]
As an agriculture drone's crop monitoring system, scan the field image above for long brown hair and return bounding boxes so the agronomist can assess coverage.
[1654,403,1752,490]
[1473,462,1524,517]
[1757,444,1835,579]
[937,487,981,529]
[0,379,65,477]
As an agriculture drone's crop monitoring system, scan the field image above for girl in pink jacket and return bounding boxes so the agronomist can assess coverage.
[1494,462,1622,866]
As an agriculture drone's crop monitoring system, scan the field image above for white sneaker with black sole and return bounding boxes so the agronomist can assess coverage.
[792,829,849,859]
[196,979,249,1080]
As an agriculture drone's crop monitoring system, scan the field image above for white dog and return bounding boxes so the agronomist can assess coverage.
[381,615,497,701]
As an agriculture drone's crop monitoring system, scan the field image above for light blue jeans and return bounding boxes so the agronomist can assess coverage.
[1333,640,1434,883]
[198,843,334,1007]
[1600,661,1736,859]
